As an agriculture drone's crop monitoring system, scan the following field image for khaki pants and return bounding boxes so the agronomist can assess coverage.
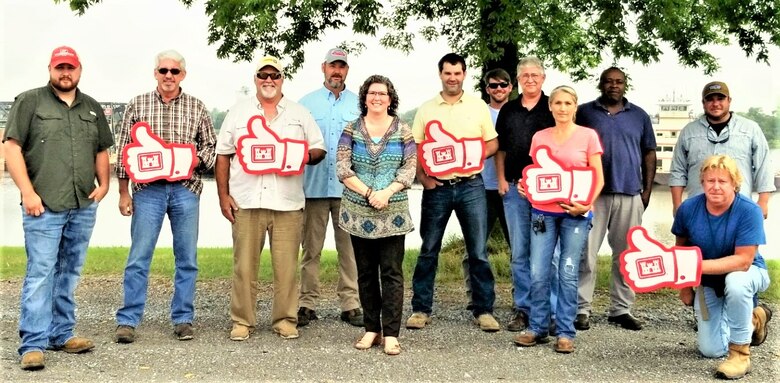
[230,208,303,329]
[299,198,360,311]
[578,194,643,316]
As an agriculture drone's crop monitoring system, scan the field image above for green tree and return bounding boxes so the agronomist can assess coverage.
[737,107,780,148]
[57,0,779,97]
[210,108,227,131]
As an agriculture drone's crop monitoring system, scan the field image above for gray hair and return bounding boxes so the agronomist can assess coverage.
[155,50,186,70]
[516,56,544,75]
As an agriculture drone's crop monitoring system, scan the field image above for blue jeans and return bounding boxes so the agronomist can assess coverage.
[116,183,200,327]
[412,176,495,316]
[503,184,532,313]
[528,212,591,339]
[18,203,98,355]
[695,266,770,357]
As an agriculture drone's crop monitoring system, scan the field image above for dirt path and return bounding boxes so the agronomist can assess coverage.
[1,277,777,382]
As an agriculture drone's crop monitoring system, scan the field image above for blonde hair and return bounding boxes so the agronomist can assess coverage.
[548,85,578,106]
[699,155,743,192]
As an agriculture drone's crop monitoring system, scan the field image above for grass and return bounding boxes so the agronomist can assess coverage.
[1,229,778,303]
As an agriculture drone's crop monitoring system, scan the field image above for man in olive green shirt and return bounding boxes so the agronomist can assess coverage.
[3,46,114,371]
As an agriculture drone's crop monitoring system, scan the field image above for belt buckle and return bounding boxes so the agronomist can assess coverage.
[446,178,461,185]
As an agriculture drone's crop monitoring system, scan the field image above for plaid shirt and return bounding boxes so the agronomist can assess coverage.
[115,88,217,195]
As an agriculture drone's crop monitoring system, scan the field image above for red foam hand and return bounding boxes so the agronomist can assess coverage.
[236,115,308,176]
[122,122,196,183]
[620,226,702,293]
[418,120,485,177]
[521,146,596,205]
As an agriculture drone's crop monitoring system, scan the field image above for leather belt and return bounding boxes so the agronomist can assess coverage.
[434,175,478,186]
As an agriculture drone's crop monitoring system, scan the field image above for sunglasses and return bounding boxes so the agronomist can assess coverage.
[487,82,510,89]
[707,126,729,144]
[256,72,282,80]
[157,68,182,75]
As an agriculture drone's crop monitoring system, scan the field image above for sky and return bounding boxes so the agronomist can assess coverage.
[2,0,779,116]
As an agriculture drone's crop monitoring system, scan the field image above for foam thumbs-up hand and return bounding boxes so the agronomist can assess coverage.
[521,146,596,205]
[619,226,702,293]
[418,120,485,177]
[236,115,308,176]
[122,122,196,183]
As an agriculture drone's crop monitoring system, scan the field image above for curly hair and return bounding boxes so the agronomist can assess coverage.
[358,75,400,116]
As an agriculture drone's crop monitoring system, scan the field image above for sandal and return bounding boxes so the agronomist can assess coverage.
[383,336,401,356]
[354,332,382,350]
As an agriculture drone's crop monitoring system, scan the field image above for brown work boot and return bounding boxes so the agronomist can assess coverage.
[715,343,751,380]
[751,304,772,346]
[115,325,135,344]
[20,351,44,371]
[57,337,95,353]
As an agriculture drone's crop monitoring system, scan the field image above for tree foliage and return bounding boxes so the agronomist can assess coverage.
[737,107,780,147]
[56,0,779,84]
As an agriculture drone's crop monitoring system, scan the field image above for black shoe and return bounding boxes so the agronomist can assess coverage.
[297,307,317,327]
[174,323,194,340]
[340,308,364,327]
[608,313,643,331]
[574,314,590,331]
[507,310,528,332]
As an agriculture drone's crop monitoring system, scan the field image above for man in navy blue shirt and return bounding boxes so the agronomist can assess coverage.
[575,67,656,331]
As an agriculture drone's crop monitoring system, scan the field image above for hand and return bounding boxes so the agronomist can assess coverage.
[368,188,393,210]
[516,180,527,198]
[418,120,484,177]
[219,194,239,223]
[559,200,591,216]
[236,115,308,176]
[497,178,509,196]
[679,287,694,306]
[521,146,596,205]
[122,122,197,183]
[619,226,702,293]
[88,184,109,203]
[419,173,443,190]
[22,191,45,217]
[119,192,133,216]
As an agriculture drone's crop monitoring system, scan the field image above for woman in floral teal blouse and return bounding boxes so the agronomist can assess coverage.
[336,75,416,355]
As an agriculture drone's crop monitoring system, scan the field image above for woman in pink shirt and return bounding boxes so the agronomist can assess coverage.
[513,85,604,353]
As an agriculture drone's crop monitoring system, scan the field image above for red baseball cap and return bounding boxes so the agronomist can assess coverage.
[50,46,81,67]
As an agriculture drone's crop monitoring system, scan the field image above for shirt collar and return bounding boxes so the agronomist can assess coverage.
[594,96,631,112]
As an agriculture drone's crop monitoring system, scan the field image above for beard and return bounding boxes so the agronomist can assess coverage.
[51,76,78,92]
[326,77,344,90]
[259,85,279,100]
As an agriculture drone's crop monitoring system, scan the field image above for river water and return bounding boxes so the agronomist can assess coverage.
[2,174,779,259]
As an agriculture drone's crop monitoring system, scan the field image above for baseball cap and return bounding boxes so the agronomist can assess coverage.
[702,81,730,98]
[50,46,80,68]
[256,56,283,72]
[324,48,348,65]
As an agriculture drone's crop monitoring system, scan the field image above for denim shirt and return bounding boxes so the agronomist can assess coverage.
[670,113,775,196]
[300,86,361,198]
[481,106,501,190]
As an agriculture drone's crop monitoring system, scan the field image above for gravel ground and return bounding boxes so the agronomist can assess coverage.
[0,277,777,382]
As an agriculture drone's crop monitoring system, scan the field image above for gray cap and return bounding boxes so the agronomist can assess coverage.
[324,48,348,65]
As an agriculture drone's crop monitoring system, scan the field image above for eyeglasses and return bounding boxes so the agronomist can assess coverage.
[707,126,730,144]
[256,72,282,80]
[157,68,182,75]
[487,82,509,89]
[367,91,389,98]
[519,73,542,81]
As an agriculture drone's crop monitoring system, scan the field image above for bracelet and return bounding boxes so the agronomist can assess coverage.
[364,187,373,200]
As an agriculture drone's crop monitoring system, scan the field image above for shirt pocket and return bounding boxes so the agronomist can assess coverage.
[78,112,99,142]
[33,112,65,142]
[341,110,360,125]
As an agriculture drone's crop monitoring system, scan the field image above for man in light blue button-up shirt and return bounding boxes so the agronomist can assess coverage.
[298,48,363,327]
